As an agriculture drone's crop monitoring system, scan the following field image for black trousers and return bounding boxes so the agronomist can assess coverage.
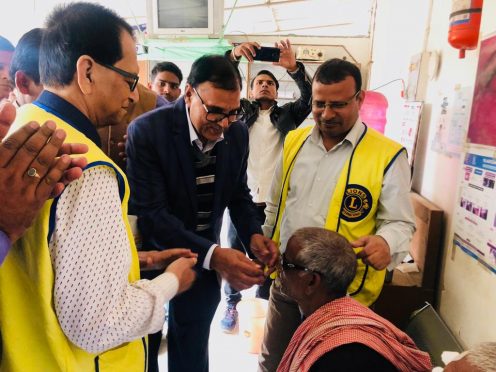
[167,269,221,372]
[147,330,163,372]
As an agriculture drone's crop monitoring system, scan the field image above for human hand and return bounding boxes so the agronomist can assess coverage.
[0,120,88,242]
[0,100,17,140]
[232,42,261,63]
[274,39,297,71]
[139,248,197,271]
[250,233,279,271]
[165,256,197,294]
[352,235,391,270]
[210,247,265,291]
[0,102,87,197]
[117,134,127,162]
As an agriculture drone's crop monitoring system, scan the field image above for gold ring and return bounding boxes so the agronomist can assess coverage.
[27,167,40,178]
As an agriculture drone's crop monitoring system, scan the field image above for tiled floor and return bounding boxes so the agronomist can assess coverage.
[158,285,266,372]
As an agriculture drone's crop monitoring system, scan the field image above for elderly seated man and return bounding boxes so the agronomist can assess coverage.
[277,227,432,372]
[443,342,496,372]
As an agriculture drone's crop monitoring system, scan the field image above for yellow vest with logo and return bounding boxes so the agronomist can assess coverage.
[272,125,405,306]
[0,104,147,372]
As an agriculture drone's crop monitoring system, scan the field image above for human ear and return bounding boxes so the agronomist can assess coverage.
[76,55,94,95]
[14,71,30,94]
[184,84,193,105]
[305,272,322,296]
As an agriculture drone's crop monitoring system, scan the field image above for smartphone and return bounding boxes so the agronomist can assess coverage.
[253,47,281,62]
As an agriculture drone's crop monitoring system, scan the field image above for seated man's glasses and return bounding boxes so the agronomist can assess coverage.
[193,87,244,124]
[98,62,139,92]
[312,90,360,111]
[280,253,320,275]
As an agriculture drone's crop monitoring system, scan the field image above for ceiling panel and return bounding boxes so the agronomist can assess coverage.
[224,0,374,37]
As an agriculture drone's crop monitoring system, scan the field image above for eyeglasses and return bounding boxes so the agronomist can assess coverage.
[193,87,244,124]
[312,90,360,111]
[280,253,318,274]
[98,62,139,92]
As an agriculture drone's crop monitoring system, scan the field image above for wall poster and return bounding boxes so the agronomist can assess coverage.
[399,101,422,165]
[466,34,496,148]
[431,86,472,158]
[453,149,496,273]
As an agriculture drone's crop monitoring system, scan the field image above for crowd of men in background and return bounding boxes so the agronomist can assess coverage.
[0,2,473,371]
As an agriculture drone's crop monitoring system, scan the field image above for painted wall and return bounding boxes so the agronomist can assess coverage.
[370,0,496,348]
[0,0,144,44]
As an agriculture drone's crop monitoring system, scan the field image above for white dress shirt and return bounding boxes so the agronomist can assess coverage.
[263,118,415,271]
[51,166,179,354]
[247,108,285,203]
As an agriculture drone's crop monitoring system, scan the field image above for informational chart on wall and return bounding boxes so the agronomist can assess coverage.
[453,149,496,274]
[397,101,422,165]
[431,86,472,158]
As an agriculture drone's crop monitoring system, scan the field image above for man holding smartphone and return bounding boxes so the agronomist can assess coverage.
[221,39,312,333]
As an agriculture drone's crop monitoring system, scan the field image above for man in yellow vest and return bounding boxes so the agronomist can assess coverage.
[257,58,416,371]
[0,3,197,372]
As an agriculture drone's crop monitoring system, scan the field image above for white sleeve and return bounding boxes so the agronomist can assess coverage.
[375,151,416,271]
[50,166,178,354]
[263,152,284,238]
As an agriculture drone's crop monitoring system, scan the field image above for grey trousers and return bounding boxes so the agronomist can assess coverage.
[258,279,303,372]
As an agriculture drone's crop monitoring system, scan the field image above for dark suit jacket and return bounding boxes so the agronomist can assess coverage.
[126,98,262,266]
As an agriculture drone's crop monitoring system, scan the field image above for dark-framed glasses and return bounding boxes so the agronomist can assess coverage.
[312,90,360,111]
[98,62,139,92]
[280,253,317,274]
[193,87,244,124]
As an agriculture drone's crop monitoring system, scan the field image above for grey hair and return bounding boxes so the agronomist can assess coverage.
[291,227,357,296]
[466,342,496,371]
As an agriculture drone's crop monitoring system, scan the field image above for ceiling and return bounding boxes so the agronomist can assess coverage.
[223,0,375,37]
[0,0,375,43]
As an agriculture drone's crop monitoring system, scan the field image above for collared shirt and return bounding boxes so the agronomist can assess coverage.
[35,90,102,147]
[186,104,224,153]
[247,107,284,203]
[264,118,415,271]
[0,230,10,265]
[185,105,223,269]
[37,92,179,353]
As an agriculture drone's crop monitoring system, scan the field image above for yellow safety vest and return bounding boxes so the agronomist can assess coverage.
[0,104,147,372]
[272,125,405,306]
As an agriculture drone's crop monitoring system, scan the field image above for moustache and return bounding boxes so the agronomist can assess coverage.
[318,119,342,126]
[205,123,224,133]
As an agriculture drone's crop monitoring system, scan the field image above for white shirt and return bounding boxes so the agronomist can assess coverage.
[51,166,179,354]
[263,118,415,271]
[247,108,284,203]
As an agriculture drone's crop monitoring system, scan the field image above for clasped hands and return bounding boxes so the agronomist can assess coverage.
[210,233,278,291]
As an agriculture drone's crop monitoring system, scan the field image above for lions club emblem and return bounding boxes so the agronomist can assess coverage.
[341,184,372,222]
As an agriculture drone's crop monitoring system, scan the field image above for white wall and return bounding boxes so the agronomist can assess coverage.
[424,0,496,348]
[370,0,496,348]
[0,0,144,44]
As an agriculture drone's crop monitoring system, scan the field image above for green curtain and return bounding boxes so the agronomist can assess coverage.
[143,38,232,61]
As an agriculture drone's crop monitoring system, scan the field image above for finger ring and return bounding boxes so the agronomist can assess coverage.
[27,167,40,178]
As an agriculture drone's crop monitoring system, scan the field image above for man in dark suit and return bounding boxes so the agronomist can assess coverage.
[127,55,278,372]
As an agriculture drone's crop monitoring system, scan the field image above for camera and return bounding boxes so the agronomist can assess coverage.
[253,47,281,62]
